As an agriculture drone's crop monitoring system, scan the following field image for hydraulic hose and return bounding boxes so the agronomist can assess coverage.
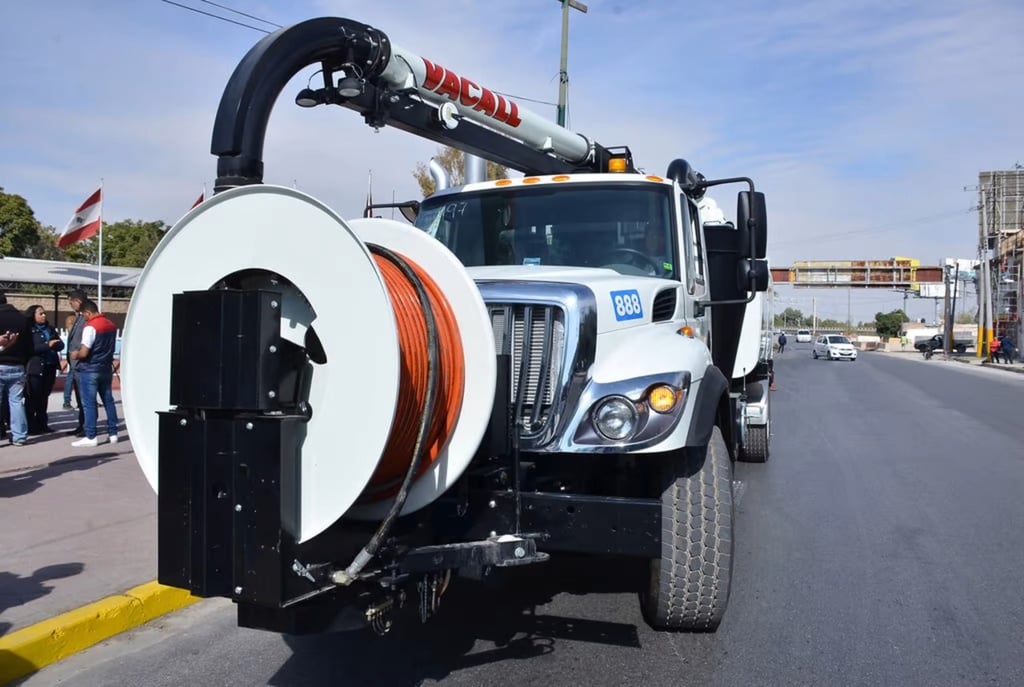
[363,249,465,498]
[331,244,460,581]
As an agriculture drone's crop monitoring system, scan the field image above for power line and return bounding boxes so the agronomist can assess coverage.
[156,2,560,110]
[197,0,281,28]
[157,0,271,33]
[493,91,559,108]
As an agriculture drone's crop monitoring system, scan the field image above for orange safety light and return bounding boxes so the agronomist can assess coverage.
[607,157,628,173]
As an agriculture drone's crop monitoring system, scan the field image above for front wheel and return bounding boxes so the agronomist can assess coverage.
[640,426,733,632]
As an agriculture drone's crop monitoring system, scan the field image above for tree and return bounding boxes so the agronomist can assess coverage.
[874,309,909,338]
[0,187,52,257]
[955,308,978,325]
[61,219,167,268]
[775,307,806,328]
[413,146,509,197]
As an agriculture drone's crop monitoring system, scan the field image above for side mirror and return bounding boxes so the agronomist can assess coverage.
[399,202,420,223]
[737,258,770,293]
[363,200,421,223]
[737,191,767,259]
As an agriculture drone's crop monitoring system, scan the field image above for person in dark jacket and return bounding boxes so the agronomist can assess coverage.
[24,304,65,434]
[1000,335,1016,364]
[0,292,34,445]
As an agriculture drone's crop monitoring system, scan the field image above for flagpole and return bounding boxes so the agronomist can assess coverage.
[97,178,104,311]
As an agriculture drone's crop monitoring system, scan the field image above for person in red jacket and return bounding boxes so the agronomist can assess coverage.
[68,299,120,447]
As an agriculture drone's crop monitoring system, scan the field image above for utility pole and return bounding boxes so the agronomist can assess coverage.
[812,296,817,334]
[846,287,852,334]
[555,0,588,127]
[942,262,951,355]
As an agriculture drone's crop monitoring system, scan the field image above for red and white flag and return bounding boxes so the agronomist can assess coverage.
[58,188,102,248]
[190,191,204,210]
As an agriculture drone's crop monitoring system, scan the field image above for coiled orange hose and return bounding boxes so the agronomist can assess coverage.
[362,251,465,500]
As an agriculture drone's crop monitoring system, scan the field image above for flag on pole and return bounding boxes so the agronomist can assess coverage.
[190,191,204,210]
[58,188,102,248]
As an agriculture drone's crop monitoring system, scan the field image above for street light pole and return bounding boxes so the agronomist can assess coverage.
[555,0,587,127]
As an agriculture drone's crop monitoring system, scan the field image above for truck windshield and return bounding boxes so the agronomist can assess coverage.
[414,182,678,278]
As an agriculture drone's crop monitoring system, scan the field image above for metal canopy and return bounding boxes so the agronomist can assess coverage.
[0,256,141,289]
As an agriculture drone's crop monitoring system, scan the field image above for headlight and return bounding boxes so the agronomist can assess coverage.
[593,396,638,440]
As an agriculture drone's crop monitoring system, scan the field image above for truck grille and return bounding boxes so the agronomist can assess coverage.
[489,304,566,435]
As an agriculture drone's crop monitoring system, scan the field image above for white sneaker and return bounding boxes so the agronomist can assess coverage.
[72,437,98,448]
[108,435,119,444]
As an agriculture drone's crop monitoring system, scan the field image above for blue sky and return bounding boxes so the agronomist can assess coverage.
[2,0,1022,322]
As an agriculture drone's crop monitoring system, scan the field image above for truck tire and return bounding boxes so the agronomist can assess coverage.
[640,426,733,632]
[741,425,769,463]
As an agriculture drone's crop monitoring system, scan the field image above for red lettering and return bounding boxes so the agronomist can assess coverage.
[419,58,522,128]
[422,58,444,91]
[460,77,481,107]
[474,88,497,117]
[437,68,461,101]
[493,94,510,124]
[505,100,522,128]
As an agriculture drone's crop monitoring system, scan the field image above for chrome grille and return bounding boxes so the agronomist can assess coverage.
[489,304,566,434]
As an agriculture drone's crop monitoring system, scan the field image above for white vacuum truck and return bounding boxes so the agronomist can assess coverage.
[121,16,772,635]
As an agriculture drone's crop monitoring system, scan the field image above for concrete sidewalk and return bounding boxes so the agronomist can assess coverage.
[875,349,1024,374]
[0,391,182,682]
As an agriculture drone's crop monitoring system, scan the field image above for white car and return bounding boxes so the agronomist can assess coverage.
[813,334,858,361]
[795,329,812,343]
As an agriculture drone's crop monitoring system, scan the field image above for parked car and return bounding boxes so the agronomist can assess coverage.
[914,334,969,355]
[795,329,812,343]
[813,334,858,361]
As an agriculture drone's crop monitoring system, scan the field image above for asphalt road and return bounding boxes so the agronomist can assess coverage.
[22,349,1024,687]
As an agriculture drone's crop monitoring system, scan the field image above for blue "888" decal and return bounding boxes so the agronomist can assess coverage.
[610,289,643,321]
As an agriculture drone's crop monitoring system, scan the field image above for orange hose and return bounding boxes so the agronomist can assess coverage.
[361,251,465,500]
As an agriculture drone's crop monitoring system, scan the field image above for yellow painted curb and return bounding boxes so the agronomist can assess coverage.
[0,581,199,685]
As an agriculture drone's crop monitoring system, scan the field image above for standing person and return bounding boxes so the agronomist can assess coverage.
[777,331,787,355]
[24,305,64,434]
[0,292,34,446]
[61,313,77,410]
[900,334,908,351]
[65,290,88,437]
[68,299,120,447]
[1003,334,1017,364]
[990,335,1002,364]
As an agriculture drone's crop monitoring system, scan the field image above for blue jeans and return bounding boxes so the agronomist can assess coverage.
[0,364,28,443]
[63,366,75,405]
[77,369,119,439]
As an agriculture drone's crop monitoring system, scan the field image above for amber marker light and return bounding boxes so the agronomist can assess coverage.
[648,385,679,413]
[678,325,694,337]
